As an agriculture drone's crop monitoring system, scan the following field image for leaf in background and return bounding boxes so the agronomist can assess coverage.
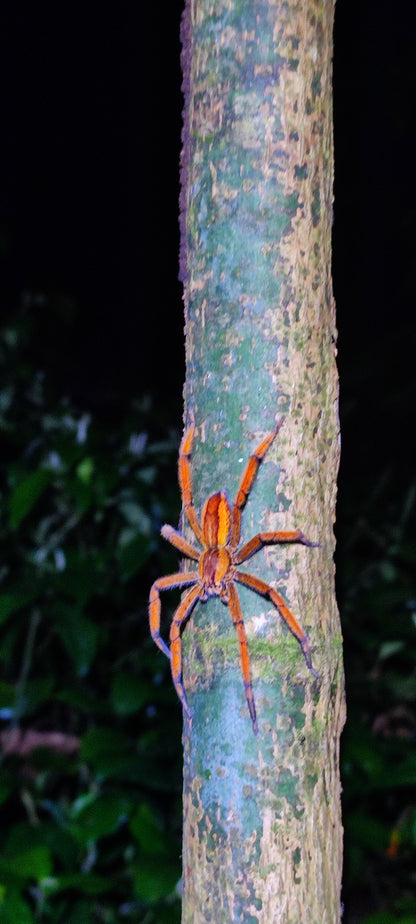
[56,685,104,716]
[54,899,94,924]
[0,682,16,713]
[76,457,94,484]
[359,915,416,924]
[52,606,98,676]
[110,672,149,715]
[132,855,180,903]
[150,903,181,924]
[378,640,405,661]
[0,781,13,808]
[51,550,106,606]
[17,675,54,718]
[0,589,38,626]
[0,888,34,924]
[116,530,151,579]
[0,845,52,881]
[344,811,389,853]
[31,819,78,870]
[79,726,138,779]
[119,499,151,530]
[8,469,51,529]
[45,872,113,896]
[130,803,166,855]
[70,793,131,845]
[80,727,132,761]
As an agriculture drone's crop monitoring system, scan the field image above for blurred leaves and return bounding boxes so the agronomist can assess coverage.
[338,411,416,919]
[8,469,51,529]
[110,672,150,715]
[0,314,182,921]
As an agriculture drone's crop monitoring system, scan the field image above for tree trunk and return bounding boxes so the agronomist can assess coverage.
[179,0,344,921]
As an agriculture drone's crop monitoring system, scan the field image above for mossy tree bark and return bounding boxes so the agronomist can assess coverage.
[179,0,344,921]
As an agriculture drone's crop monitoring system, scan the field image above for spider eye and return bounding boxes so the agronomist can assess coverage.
[202,491,231,547]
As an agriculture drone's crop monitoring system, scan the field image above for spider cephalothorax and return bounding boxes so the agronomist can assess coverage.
[149,416,318,734]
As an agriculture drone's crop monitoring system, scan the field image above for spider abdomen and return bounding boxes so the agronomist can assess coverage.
[199,547,232,594]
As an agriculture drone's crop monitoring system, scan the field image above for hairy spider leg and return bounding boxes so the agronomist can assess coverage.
[235,529,318,565]
[235,570,319,678]
[227,582,258,734]
[169,584,202,724]
[149,572,198,660]
[178,422,204,545]
[230,416,285,550]
[160,524,200,561]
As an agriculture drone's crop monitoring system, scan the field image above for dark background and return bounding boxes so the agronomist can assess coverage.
[1,4,184,416]
[1,2,415,922]
[1,1,413,432]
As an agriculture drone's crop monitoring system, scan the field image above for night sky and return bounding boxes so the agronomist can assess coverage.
[1,2,414,469]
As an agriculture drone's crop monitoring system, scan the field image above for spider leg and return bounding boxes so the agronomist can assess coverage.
[178,422,204,545]
[161,524,200,560]
[149,572,198,659]
[170,583,201,724]
[230,417,285,549]
[228,582,258,735]
[235,530,318,565]
[235,570,319,678]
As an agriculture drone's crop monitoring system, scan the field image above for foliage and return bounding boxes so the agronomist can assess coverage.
[338,410,416,921]
[0,315,183,922]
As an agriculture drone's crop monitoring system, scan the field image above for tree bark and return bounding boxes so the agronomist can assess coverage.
[179,0,344,921]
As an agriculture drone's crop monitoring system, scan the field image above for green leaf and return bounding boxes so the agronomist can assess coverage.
[79,727,139,779]
[58,899,94,924]
[0,889,34,924]
[52,550,104,605]
[152,903,181,924]
[0,782,13,807]
[33,820,78,869]
[44,872,112,896]
[378,640,405,660]
[359,916,396,924]
[119,500,151,530]
[17,675,54,718]
[0,589,38,626]
[0,681,16,711]
[360,916,416,924]
[8,469,51,529]
[345,811,389,852]
[52,606,98,676]
[76,457,95,484]
[116,532,151,579]
[110,672,149,715]
[71,793,131,844]
[130,803,166,855]
[80,727,132,763]
[56,685,104,715]
[132,855,180,903]
[0,845,52,881]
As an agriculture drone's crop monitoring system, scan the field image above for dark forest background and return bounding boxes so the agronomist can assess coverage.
[0,2,415,923]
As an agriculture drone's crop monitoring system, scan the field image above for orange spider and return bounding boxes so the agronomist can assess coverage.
[149,416,318,734]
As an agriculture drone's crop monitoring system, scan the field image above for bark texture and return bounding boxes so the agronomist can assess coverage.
[179,1,344,921]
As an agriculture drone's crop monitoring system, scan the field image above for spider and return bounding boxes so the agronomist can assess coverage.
[149,416,318,734]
